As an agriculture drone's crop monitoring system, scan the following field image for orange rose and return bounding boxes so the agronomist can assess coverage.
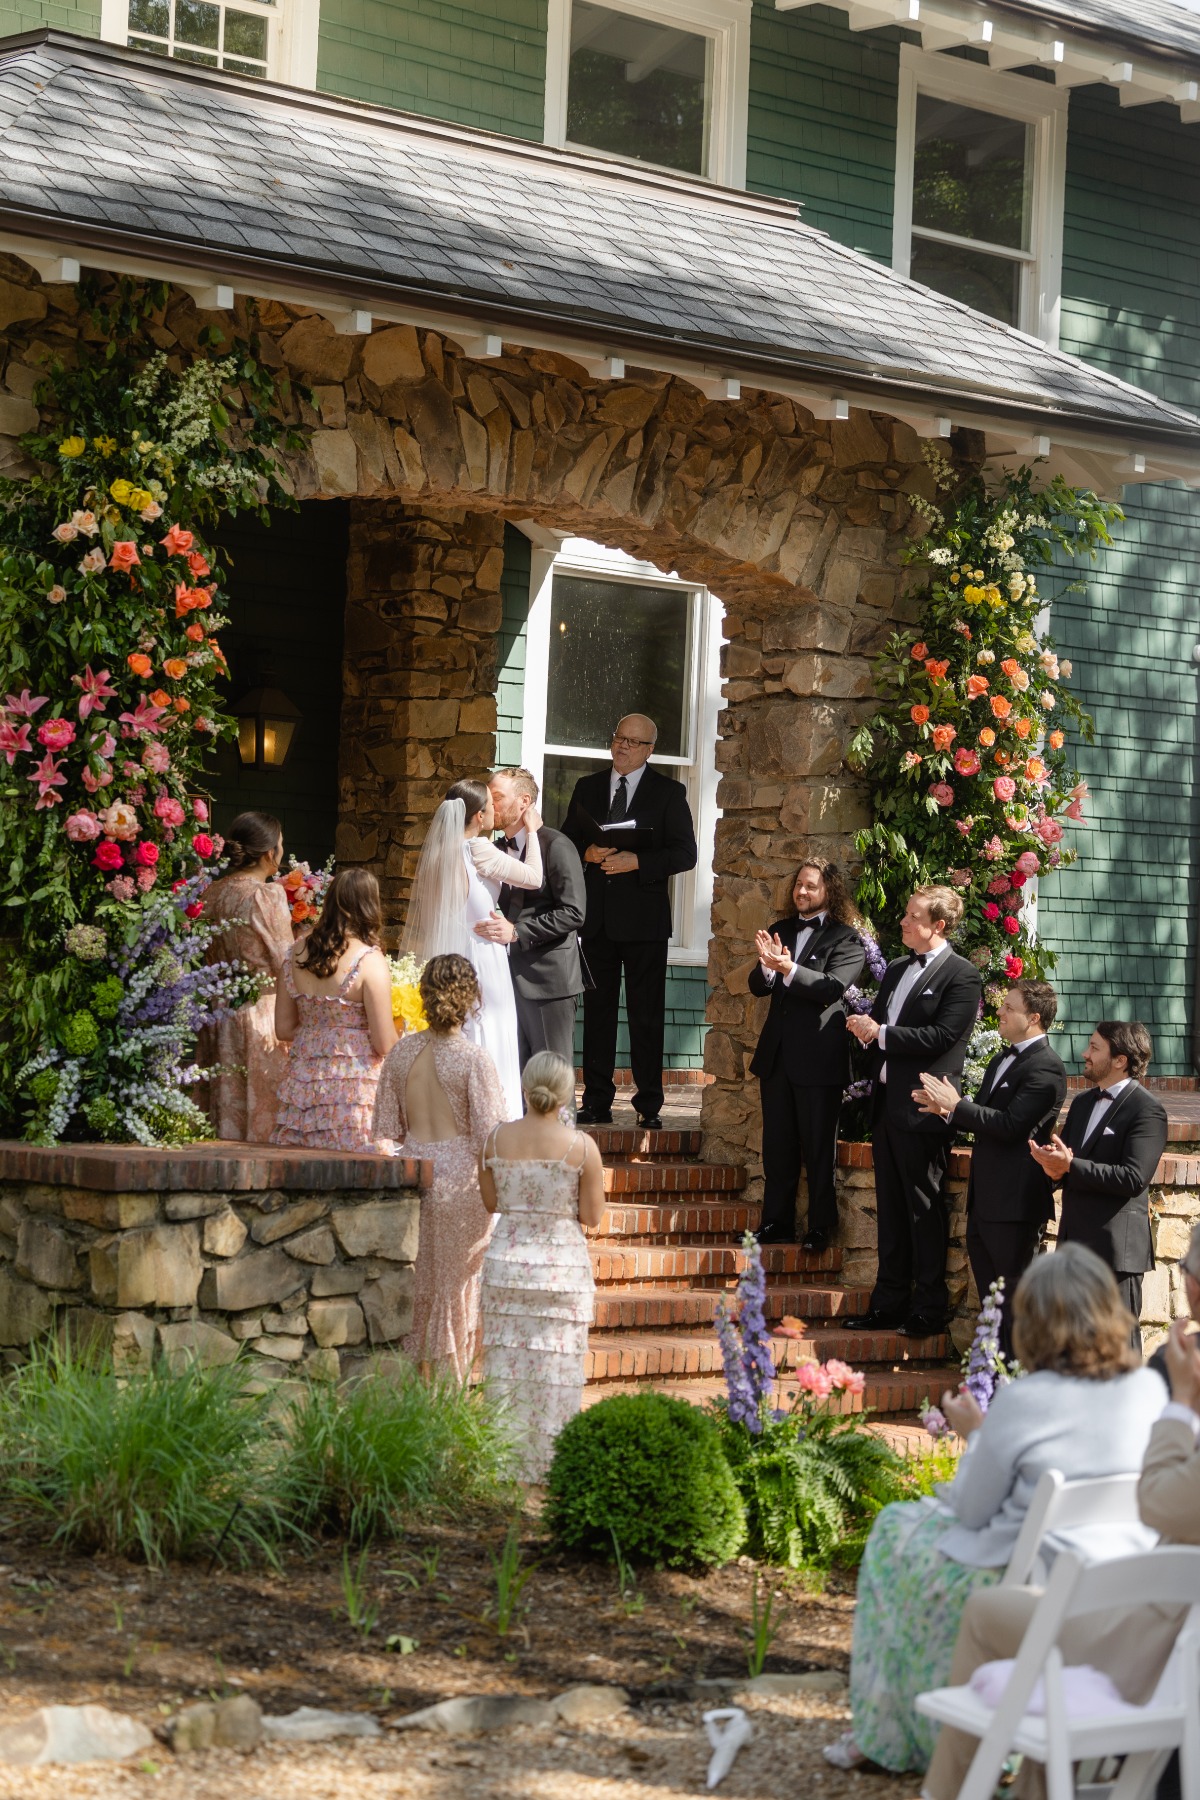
[126,652,152,678]
[990,695,1012,719]
[910,705,930,727]
[109,540,141,574]
[979,727,996,747]
[282,868,305,891]
[911,641,929,660]
[924,658,950,683]
[163,658,188,681]
[994,751,1010,767]
[173,696,191,713]
[291,901,309,924]
[1000,658,1021,679]
[966,675,990,699]
[931,724,956,751]
[1013,716,1032,739]
[1025,757,1046,782]
[185,622,205,642]
[1049,730,1065,750]
[150,688,171,709]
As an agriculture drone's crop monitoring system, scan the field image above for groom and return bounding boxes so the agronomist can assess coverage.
[474,766,586,1069]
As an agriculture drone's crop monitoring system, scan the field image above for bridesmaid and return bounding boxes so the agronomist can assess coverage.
[372,954,506,1380]
[272,868,397,1152]
[479,1052,605,1479]
[197,809,293,1142]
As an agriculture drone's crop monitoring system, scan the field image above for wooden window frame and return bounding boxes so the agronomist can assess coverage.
[100,0,320,87]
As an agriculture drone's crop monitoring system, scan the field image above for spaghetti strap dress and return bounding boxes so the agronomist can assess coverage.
[270,946,386,1153]
[480,1127,596,1479]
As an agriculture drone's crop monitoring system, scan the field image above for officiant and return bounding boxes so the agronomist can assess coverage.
[563,714,697,1131]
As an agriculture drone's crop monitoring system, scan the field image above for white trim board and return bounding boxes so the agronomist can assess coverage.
[98,0,319,88]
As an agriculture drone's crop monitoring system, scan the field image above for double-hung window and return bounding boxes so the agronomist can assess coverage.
[893,46,1067,345]
[544,0,751,188]
[101,0,319,85]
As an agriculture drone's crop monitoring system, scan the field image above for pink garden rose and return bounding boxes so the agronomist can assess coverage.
[36,717,76,751]
[794,1361,833,1400]
[1005,954,1024,979]
[992,776,1017,804]
[46,585,67,605]
[930,782,955,808]
[1034,816,1065,846]
[1009,871,1027,889]
[192,832,214,858]
[93,841,123,871]
[154,795,185,827]
[192,798,209,821]
[65,810,101,842]
[132,841,160,868]
[142,742,171,775]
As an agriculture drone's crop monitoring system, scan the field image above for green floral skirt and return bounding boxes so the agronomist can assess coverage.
[850,1500,1001,1774]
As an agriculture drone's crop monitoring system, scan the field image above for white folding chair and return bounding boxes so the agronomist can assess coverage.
[1003,1470,1147,1588]
[917,1547,1200,1800]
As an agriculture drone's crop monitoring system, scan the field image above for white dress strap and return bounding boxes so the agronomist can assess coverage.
[483,1121,504,1167]
[560,1132,587,1169]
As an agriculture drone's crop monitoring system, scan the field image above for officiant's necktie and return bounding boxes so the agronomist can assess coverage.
[608,776,629,823]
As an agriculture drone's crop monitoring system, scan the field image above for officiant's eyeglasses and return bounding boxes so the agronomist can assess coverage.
[611,733,654,748]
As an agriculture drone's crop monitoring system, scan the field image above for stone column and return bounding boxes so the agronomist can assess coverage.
[336,500,504,929]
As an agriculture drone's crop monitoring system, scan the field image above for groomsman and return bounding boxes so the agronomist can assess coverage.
[748,859,866,1251]
[1030,1020,1168,1332]
[845,886,982,1337]
[914,978,1067,1356]
[563,714,697,1130]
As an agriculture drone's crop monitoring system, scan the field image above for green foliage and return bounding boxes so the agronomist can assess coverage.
[898,1439,962,1499]
[545,1392,746,1569]
[276,1363,520,1544]
[487,1520,535,1636]
[0,1342,285,1567]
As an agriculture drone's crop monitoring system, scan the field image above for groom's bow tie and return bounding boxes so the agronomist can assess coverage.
[503,836,521,854]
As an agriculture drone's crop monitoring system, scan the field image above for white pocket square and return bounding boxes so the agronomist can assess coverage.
[1102,1126,1116,1136]
[997,1081,1010,1090]
[922,987,935,996]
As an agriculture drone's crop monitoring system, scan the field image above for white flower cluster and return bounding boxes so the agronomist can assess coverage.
[926,545,953,566]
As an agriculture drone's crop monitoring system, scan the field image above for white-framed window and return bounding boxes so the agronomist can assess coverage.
[519,536,723,966]
[893,45,1067,346]
[100,0,319,85]
[544,0,750,188]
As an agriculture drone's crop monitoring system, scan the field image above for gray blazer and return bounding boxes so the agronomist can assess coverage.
[499,826,586,1003]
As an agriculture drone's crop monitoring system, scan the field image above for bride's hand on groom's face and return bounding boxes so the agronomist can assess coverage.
[522,802,542,834]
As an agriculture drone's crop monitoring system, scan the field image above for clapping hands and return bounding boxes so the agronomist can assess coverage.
[754,929,793,976]
[913,1072,959,1118]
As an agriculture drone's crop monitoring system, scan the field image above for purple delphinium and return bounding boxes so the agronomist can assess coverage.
[858,930,888,982]
[962,1277,1010,1413]
[716,1232,777,1434]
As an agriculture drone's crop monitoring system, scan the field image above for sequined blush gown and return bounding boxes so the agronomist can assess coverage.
[271,946,387,1153]
[372,1030,506,1381]
[197,872,294,1142]
[480,1127,596,1479]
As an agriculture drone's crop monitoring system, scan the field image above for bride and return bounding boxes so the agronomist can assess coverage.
[401,778,542,1119]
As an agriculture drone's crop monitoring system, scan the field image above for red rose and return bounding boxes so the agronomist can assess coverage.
[1003,915,1021,936]
[1009,870,1027,888]
[192,832,214,858]
[185,901,204,918]
[93,841,123,870]
[133,841,160,867]
[1005,954,1024,979]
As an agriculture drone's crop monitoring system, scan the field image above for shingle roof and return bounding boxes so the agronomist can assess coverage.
[0,31,1198,455]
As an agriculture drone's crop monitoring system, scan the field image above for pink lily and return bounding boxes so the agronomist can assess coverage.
[27,750,67,808]
[118,696,169,739]
[0,720,32,765]
[4,689,49,719]
[72,665,118,720]
[1063,799,1086,822]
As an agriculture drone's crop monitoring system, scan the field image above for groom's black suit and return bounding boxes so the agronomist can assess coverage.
[497,825,586,1070]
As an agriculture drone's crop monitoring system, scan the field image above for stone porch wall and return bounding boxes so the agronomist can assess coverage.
[0,1143,424,1379]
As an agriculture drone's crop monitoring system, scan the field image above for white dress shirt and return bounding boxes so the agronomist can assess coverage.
[988,1031,1043,1090]
[608,762,648,809]
[1078,1076,1133,1147]
[759,913,826,988]
[503,826,528,856]
[877,935,950,1066]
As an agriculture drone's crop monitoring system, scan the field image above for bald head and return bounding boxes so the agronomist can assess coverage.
[612,714,657,775]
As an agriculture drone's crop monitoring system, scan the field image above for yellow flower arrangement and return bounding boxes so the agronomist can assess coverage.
[109,478,134,504]
[388,953,428,1034]
[58,436,86,458]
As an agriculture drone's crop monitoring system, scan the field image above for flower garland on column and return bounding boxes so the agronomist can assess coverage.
[0,279,299,1137]
[847,449,1120,1036]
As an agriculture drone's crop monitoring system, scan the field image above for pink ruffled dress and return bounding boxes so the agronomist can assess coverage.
[270,945,386,1153]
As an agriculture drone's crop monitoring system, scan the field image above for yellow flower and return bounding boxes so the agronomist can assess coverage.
[109,478,134,505]
[984,584,1003,608]
[128,487,155,511]
[58,436,86,458]
[92,436,117,456]
[949,572,960,585]
[389,953,428,1034]
[963,584,985,605]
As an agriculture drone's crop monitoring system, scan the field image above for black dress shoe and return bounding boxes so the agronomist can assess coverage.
[801,1228,831,1253]
[901,1312,948,1339]
[756,1222,796,1245]
[576,1107,613,1126]
[636,1114,664,1131]
[844,1309,907,1331]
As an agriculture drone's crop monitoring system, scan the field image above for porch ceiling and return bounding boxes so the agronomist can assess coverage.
[1,31,1199,490]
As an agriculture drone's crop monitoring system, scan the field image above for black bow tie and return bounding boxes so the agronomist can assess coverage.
[909,951,929,968]
[797,915,824,932]
[503,837,521,854]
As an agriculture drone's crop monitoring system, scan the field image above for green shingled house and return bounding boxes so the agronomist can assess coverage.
[1,0,1200,1105]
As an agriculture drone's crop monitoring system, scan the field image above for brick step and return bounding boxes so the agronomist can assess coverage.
[588,1242,842,1287]
[596,1201,759,1242]
[600,1162,746,1195]
[587,1127,704,1161]
[583,1367,958,1418]
[585,1327,950,1385]
[591,1284,873,1330]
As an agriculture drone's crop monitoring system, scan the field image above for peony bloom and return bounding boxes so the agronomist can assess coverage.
[192,797,209,821]
[142,742,171,775]
[1003,915,1021,938]
[162,658,189,681]
[1048,730,1065,750]
[109,541,141,575]
[983,902,1001,922]
[954,748,981,776]
[990,695,1012,720]
[161,524,195,557]
[126,652,153,678]
[930,782,955,808]
[931,724,957,751]
[132,840,160,868]
[192,832,215,858]
[46,585,67,605]
[910,704,930,726]
[93,840,123,871]
[99,800,140,841]
[983,835,1005,861]
[51,521,78,543]
[36,717,76,751]
[154,795,185,827]
[966,675,990,699]
[993,776,1017,803]
[1016,851,1041,875]
[1005,954,1024,979]
[911,641,929,660]
[92,729,117,761]
[64,810,101,842]
[78,548,107,575]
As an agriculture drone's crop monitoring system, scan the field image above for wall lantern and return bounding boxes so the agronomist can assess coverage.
[232,678,303,771]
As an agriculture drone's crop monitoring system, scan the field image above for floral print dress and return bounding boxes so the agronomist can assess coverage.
[271,946,386,1153]
[197,872,293,1142]
[480,1129,596,1480]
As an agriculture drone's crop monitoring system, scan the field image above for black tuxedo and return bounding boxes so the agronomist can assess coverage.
[498,826,586,1071]
[1057,1080,1168,1324]
[748,915,866,1238]
[954,1035,1067,1353]
[865,944,983,1322]
[563,764,697,1119]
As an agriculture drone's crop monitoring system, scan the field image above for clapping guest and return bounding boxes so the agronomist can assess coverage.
[197,809,293,1142]
[272,868,397,1152]
[748,859,866,1249]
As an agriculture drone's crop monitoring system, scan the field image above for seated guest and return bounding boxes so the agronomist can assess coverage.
[748,858,866,1249]
[1149,1221,1200,1386]
[824,1244,1165,1777]
[914,979,1067,1358]
[373,955,506,1381]
[197,809,293,1142]
[272,868,397,1152]
[1030,1020,1169,1341]
[479,1052,605,1479]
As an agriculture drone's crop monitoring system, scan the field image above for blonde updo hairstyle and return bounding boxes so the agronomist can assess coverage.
[521,1052,574,1116]
[419,953,482,1032]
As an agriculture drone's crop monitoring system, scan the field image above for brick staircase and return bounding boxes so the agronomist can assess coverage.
[581,1124,959,1419]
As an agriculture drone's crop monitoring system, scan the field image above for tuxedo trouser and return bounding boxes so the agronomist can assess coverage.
[965,1212,1041,1360]
[924,1583,1183,1800]
[580,931,667,1118]
[758,1065,842,1237]
[868,1109,951,1319]
[514,991,578,1074]
[1115,1272,1145,1350]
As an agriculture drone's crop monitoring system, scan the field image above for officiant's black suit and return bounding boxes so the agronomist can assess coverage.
[861,946,982,1325]
[563,764,697,1121]
[1055,1080,1168,1324]
[953,1035,1067,1352]
[748,916,866,1241]
[498,825,586,1070]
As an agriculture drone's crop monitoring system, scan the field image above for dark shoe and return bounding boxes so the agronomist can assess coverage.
[801,1228,831,1254]
[844,1308,907,1331]
[901,1312,948,1339]
[636,1113,664,1132]
[756,1222,796,1246]
[576,1107,613,1126]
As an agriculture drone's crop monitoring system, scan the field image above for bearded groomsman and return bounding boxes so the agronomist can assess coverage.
[1030,1019,1168,1336]
[748,859,866,1251]
[915,978,1067,1356]
[845,885,982,1337]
